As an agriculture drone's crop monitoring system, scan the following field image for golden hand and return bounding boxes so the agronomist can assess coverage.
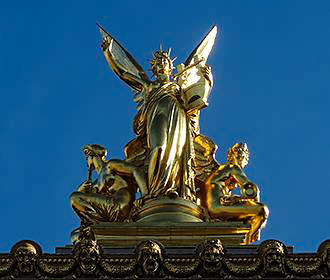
[200,64,213,87]
[101,37,111,52]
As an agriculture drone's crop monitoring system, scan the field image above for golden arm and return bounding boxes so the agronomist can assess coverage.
[231,166,260,201]
[101,38,149,92]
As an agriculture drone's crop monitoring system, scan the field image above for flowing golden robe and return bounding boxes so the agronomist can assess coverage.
[130,82,195,200]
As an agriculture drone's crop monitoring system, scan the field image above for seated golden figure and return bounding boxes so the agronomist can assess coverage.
[201,143,269,243]
[70,144,147,226]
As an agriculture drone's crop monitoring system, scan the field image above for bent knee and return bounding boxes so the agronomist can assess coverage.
[70,192,84,206]
[258,204,269,220]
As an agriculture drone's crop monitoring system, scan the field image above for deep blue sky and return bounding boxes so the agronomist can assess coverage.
[0,1,329,253]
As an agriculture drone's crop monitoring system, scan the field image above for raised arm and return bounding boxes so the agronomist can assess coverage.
[98,24,151,93]
[101,38,149,91]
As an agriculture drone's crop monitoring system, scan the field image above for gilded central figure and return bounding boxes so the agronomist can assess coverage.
[99,25,217,201]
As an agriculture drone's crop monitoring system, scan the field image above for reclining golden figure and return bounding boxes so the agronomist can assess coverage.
[70,144,147,225]
[201,143,269,243]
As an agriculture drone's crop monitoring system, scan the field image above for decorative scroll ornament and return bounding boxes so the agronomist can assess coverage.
[163,257,200,277]
[38,256,75,277]
[286,256,322,276]
[100,257,137,277]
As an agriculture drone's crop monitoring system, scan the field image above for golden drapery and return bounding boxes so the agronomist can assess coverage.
[130,82,196,201]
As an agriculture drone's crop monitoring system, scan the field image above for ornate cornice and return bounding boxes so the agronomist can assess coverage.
[0,239,329,279]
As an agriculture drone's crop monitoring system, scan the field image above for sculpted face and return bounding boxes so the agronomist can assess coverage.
[203,246,223,271]
[227,143,249,168]
[151,51,174,80]
[79,246,98,273]
[200,240,224,273]
[74,240,100,275]
[155,58,172,76]
[236,144,249,168]
[263,247,284,274]
[238,150,249,168]
[14,244,38,274]
[138,241,163,275]
[83,144,107,161]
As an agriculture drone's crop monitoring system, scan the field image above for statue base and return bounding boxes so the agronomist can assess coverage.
[70,196,256,246]
[91,221,252,247]
[132,196,205,223]
[71,197,254,247]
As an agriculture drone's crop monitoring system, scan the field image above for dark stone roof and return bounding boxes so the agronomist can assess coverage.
[1,239,329,279]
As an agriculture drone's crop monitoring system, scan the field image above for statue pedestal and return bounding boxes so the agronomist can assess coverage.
[90,197,252,247]
[91,221,251,247]
[132,196,205,223]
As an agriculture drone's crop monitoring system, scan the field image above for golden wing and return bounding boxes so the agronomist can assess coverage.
[178,26,217,111]
[184,25,217,66]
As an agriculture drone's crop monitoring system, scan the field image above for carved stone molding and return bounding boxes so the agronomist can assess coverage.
[0,239,329,279]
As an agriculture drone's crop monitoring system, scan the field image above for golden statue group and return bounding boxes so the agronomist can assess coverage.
[70,25,269,245]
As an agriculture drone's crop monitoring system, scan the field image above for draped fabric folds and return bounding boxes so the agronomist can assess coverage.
[131,82,196,201]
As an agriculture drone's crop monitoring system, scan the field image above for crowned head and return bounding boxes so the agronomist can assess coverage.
[227,143,249,168]
[150,48,176,80]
